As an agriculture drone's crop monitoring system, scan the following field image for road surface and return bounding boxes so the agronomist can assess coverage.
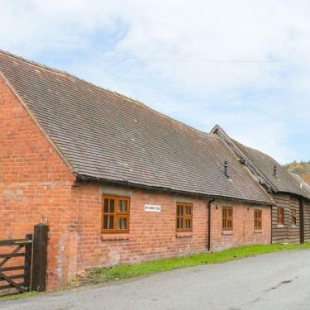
[1,249,310,310]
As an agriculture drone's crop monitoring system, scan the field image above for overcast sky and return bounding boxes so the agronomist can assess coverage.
[1,0,310,164]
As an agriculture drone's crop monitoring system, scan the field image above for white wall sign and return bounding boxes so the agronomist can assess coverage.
[144,205,161,212]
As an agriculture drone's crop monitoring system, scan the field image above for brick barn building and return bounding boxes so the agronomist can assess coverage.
[0,50,273,289]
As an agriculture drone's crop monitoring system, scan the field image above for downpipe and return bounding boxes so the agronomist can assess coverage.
[207,198,215,251]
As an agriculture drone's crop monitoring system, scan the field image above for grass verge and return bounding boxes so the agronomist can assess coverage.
[0,291,38,301]
[88,243,310,283]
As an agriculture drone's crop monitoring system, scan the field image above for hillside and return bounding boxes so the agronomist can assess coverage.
[284,161,310,184]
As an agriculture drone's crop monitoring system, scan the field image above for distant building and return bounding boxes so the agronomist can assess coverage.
[212,125,310,244]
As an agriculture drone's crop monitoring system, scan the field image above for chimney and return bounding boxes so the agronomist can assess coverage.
[273,165,277,178]
[224,161,230,178]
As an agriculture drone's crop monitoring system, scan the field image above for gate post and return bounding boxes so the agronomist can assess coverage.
[24,233,33,291]
[31,223,48,292]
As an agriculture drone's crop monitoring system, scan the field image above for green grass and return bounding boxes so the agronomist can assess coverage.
[88,243,310,283]
[0,291,38,301]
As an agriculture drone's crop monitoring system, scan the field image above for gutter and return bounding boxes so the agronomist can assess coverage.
[207,198,215,251]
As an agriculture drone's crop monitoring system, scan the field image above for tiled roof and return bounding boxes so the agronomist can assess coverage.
[290,173,310,199]
[212,125,310,201]
[0,50,273,204]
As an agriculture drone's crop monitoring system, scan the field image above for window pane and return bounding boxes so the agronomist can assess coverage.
[117,218,127,230]
[118,200,127,212]
[177,205,183,216]
[186,205,191,215]
[185,219,191,229]
[103,215,108,229]
[109,216,114,229]
[177,217,182,229]
[104,199,109,213]
[223,209,227,218]
[110,199,115,213]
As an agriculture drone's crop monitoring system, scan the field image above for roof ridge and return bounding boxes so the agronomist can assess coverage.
[0,48,73,78]
[0,49,120,94]
[112,90,209,135]
[0,49,207,137]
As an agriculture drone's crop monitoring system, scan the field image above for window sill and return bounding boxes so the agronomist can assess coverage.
[222,230,233,235]
[254,230,262,234]
[277,225,284,228]
[176,232,192,238]
[101,233,130,241]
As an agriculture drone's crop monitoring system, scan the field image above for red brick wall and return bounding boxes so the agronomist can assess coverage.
[71,183,271,274]
[210,200,271,251]
[0,75,76,288]
[71,183,208,271]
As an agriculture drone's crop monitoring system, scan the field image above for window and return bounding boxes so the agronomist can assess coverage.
[102,195,130,233]
[176,203,192,232]
[277,207,284,225]
[291,209,297,226]
[254,209,262,230]
[222,207,233,230]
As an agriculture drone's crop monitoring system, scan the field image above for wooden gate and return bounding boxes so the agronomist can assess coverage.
[0,234,33,297]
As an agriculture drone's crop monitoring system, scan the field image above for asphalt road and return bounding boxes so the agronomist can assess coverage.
[2,249,310,310]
